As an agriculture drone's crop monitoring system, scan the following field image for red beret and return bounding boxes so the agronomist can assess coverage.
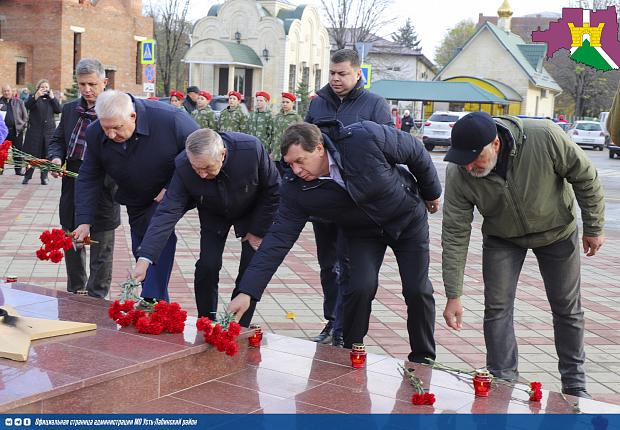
[255,91,271,102]
[169,90,184,99]
[228,91,243,101]
[281,92,296,102]
[198,90,212,101]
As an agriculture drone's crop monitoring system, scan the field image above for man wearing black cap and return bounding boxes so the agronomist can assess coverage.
[183,86,200,114]
[441,111,605,399]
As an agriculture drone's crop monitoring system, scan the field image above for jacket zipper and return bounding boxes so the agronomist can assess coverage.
[504,179,528,235]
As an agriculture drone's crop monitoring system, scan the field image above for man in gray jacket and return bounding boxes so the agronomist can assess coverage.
[442,112,605,399]
[0,84,28,175]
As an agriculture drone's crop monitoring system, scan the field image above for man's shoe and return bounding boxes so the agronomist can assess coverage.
[41,178,49,185]
[22,178,29,184]
[312,321,333,344]
[332,333,344,348]
[15,170,23,176]
[562,388,592,399]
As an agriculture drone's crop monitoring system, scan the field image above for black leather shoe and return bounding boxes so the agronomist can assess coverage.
[22,178,29,184]
[312,321,333,344]
[15,170,23,176]
[562,388,592,399]
[41,178,49,185]
[332,333,344,348]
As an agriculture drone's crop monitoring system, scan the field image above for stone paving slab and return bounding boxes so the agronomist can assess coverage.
[0,153,619,404]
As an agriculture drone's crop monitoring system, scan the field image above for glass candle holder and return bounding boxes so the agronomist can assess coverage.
[248,324,263,347]
[350,343,367,368]
[6,276,17,283]
[473,368,492,397]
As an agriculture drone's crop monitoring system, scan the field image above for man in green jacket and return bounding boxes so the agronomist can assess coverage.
[219,90,247,133]
[247,91,273,151]
[442,112,605,399]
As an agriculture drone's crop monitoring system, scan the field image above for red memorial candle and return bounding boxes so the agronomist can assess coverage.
[473,369,492,397]
[248,323,263,347]
[350,343,367,368]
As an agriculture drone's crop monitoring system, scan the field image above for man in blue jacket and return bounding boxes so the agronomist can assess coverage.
[228,121,441,363]
[130,128,280,326]
[73,90,199,301]
[305,48,393,347]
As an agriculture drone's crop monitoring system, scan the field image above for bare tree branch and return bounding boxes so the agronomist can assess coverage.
[320,0,395,50]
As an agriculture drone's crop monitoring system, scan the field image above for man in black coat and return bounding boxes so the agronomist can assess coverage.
[304,48,393,347]
[48,58,120,298]
[73,90,199,302]
[183,86,199,114]
[229,121,442,363]
[0,84,28,175]
[130,128,280,326]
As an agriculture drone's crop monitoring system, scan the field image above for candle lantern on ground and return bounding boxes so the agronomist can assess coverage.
[248,323,263,347]
[473,368,492,397]
[350,343,367,368]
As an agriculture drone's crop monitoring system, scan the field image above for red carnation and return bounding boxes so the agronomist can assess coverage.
[227,321,241,336]
[36,248,49,261]
[529,381,543,402]
[48,249,64,263]
[225,341,238,356]
[39,230,53,244]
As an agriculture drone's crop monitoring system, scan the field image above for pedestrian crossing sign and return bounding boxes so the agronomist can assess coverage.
[140,40,156,65]
[361,64,371,89]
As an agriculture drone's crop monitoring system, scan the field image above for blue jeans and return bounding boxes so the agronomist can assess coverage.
[482,229,586,390]
[131,229,176,302]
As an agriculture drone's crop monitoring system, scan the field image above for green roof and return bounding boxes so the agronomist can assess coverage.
[369,80,508,104]
[184,40,263,67]
[277,5,307,34]
[483,22,561,92]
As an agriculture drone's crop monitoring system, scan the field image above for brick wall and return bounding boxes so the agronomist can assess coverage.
[0,0,153,97]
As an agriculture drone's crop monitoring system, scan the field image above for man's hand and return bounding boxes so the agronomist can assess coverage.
[72,224,91,243]
[228,293,252,321]
[242,233,263,251]
[154,188,166,203]
[443,297,464,331]
[130,259,150,283]
[50,158,62,178]
[583,235,605,256]
[425,198,441,214]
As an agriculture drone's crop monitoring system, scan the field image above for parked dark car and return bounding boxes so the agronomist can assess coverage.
[609,141,620,158]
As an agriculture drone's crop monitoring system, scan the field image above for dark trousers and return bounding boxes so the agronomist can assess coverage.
[194,227,257,327]
[6,128,23,174]
[312,221,348,334]
[24,166,48,181]
[482,229,585,390]
[131,229,176,302]
[64,229,115,298]
[343,218,436,363]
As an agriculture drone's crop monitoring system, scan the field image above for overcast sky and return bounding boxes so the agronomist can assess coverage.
[185,0,575,60]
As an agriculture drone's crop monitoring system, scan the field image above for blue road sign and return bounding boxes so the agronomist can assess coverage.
[144,64,156,83]
[360,64,372,89]
[140,40,155,64]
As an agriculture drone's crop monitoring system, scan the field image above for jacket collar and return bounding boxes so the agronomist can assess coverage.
[494,115,524,157]
[317,78,366,107]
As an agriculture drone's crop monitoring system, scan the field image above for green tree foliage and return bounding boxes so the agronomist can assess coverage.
[296,80,311,119]
[434,19,476,69]
[391,18,421,50]
[64,76,79,102]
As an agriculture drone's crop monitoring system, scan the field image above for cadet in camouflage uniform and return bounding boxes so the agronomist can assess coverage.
[247,91,274,151]
[218,90,248,133]
[169,90,185,110]
[192,90,217,130]
[272,92,303,160]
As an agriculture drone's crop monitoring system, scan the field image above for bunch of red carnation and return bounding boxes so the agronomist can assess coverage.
[412,392,436,406]
[0,140,12,168]
[108,299,187,335]
[528,381,543,401]
[36,229,73,263]
[196,316,241,356]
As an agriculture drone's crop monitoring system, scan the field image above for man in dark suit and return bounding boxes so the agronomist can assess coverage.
[229,121,442,363]
[130,128,280,326]
[48,58,120,298]
[73,90,199,301]
[304,48,393,346]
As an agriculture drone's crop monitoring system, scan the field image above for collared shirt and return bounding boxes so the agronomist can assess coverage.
[319,151,345,189]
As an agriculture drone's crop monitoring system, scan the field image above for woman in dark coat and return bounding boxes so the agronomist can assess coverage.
[22,79,61,184]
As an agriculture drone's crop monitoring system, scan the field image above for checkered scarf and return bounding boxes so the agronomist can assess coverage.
[67,103,97,161]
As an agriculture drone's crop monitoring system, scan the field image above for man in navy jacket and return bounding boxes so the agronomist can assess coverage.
[304,48,393,347]
[73,90,199,301]
[130,128,280,326]
[229,121,442,363]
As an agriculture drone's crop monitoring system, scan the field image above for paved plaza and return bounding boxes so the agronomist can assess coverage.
[0,151,619,404]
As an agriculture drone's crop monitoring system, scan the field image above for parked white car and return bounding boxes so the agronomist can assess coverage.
[421,111,469,151]
[568,120,606,151]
